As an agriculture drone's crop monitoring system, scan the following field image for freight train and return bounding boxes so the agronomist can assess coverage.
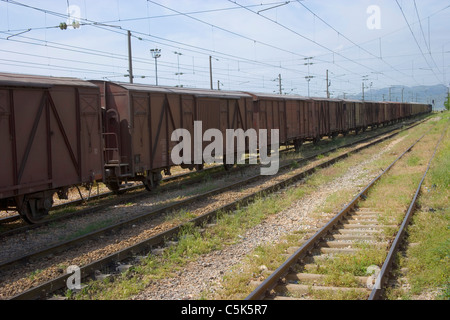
[0,72,432,223]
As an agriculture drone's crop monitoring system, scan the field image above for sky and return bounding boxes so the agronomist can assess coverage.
[0,0,449,98]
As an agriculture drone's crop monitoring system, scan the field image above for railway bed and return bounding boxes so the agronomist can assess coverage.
[245,121,447,301]
[3,117,429,300]
[0,117,425,238]
[0,163,227,227]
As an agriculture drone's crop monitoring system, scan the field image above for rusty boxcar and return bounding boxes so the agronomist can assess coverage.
[94,81,253,193]
[248,93,312,150]
[0,73,103,223]
[0,72,434,224]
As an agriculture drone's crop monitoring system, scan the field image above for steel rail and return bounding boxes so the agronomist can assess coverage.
[0,164,225,225]
[0,145,296,230]
[8,120,423,300]
[369,123,448,300]
[0,117,425,228]
[245,124,434,300]
[0,120,421,239]
[0,117,425,227]
[1,121,422,271]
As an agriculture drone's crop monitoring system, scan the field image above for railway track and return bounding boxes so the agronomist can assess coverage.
[0,164,226,226]
[4,117,429,300]
[245,121,447,301]
[0,118,424,236]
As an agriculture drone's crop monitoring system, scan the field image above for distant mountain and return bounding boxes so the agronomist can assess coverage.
[341,84,448,111]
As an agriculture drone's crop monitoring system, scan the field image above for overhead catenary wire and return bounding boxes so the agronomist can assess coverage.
[412,0,443,77]
[0,0,447,95]
[227,0,418,90]
[0,0,398,91]
[395,0,444,84]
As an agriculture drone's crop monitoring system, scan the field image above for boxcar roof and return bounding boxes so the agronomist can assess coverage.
[0,72,98,88]
[108,81,252,99]
[309,97,345,102]
[246,92,310,101]
[341,99,364,103]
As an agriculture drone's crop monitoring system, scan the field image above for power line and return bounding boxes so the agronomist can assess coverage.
[227,0,404,89]
[146,0,310,60]
[294,0,421,86]
[1,0,317,78]
[413,0,442,76]
[395,0,443,84]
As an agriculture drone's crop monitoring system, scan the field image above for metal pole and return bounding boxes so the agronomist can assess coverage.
[279,74,282,95]
[154,58,158,86]
[326,70,330,98]
[209,56,213,90]
[127,30,133,84]
[362,82,365,101]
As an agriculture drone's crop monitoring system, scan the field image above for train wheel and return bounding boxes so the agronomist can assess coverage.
[143,171,162,192]
[106,181,126,195]
[294,140,303,152]
[19,196,52,224]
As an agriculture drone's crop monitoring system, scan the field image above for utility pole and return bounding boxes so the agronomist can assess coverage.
[174,51,183,86]
[362,82,365,101]
[326,70,330,99]
[305,76,314,97]
[279,74,282,95]
[304,57,314,97]
[209,56,213,90]
[127,30,133,84]
[362,75,369,101]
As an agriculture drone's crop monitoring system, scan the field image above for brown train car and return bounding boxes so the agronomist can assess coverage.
[355,101,366,132]
[95,81,253,192]
[369,101,384,127]
[327,98,345,137]
[248,93,312,149]
[363,101,376,128]
[342,99,365,133]
[310,98,331,140]
[341,99,356,134]
[249,93,286,147]
[388,101,397,124]
[0,73,103,223]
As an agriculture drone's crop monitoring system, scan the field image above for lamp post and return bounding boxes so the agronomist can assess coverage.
[151,48,161,86]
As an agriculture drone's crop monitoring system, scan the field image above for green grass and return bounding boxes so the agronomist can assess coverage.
[69,114,445,300]
[386,112,450,300]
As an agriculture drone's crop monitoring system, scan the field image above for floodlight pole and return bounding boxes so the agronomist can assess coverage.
[151,49,161,86]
